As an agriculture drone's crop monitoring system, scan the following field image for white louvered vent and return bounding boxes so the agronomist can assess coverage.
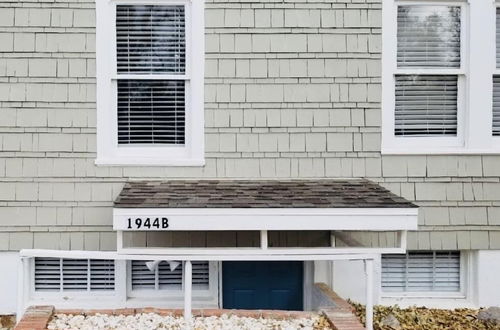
[34,257,61,291]
[116,5,185,74]
[493,76,500,136]
[397,6,461,68]
[131,261,209,291]
[382,251,461,293]
[34,258,115,292]
[395,75,458,136]
[117,79,185,145]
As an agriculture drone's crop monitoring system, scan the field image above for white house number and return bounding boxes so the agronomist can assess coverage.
[127,217,169,229]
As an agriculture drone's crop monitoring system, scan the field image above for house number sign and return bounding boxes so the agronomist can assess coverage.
[127,217,169,230]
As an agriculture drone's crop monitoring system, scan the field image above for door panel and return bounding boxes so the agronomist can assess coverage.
[222,261,303,311]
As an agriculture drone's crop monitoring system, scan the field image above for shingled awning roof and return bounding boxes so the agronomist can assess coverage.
[114,180,417,209]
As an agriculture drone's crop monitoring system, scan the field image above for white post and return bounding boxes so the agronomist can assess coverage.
[364,259,374,330]
[16,257,26,323]
[184,260,192,320]
[260,230,268,250]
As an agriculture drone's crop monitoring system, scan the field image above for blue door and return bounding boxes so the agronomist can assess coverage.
[222,261,303,311]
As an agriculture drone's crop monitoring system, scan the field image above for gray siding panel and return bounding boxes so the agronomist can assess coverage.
[0,0,498,251]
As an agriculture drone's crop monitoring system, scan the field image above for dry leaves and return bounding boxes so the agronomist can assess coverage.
[350,302,500,330]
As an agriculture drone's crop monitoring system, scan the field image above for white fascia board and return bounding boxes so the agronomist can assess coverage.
[20,249,381,262]
[113,207,419,231]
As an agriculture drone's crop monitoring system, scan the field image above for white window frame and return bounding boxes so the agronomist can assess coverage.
[96,0,205,166]
[380,251,469,299]
[382,0,500,154]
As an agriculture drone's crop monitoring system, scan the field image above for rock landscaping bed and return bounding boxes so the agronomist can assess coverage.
[47,312,332,330]
[350,302,500,330]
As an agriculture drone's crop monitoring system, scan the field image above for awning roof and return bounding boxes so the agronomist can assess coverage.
[114,179,417,209]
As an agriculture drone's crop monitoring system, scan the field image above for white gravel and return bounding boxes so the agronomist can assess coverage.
[47,313,323,330]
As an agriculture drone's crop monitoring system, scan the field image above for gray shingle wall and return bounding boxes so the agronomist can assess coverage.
[0,0,498,251]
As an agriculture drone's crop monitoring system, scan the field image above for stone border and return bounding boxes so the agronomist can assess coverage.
[313,283,365,330]
[14,306,53,330]
[15,290,364,330]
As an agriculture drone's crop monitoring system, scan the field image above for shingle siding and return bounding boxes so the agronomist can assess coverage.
[0,0,498,251]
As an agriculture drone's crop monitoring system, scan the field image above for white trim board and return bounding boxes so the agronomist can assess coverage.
[113,207,419,231]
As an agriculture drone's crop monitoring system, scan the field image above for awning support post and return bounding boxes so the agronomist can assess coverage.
[364,259,374,330]
[260,230,268,250]
[184,260,192,321]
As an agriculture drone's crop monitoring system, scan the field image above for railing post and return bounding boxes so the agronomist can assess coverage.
[260,230,268,250]
[364,259,374,330]
[184,260,192,320]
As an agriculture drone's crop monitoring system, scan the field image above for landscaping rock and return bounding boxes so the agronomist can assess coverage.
[477,307,500,324]
[380,314,401,330]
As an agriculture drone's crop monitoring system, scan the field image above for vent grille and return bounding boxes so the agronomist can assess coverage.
[131,261,210,291]
[493,76,500,136]
[34,258,115,292]
[116,5,186,74]
[397,5,461,68]
[382,251,461,293]
[395,75,458,136]
[117,79,186,145]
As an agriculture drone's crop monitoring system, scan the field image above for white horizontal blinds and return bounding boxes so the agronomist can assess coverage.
[497,8,500,68]
[192,261,210,290]
[90,260,115,291]
[115,4,187,146]
[397,6,461,68]
[34,257,61,291]
[158,261,182,290]
[131,260,155,290]
[34,258,115,292]
[382,251,460,293]
[116,5,185,74]
[131,261,209,291]
[395,75,458,136]
[395,4,461,137]
[493,76,500,136]
[62,259,88,291]
[117,80,185,144]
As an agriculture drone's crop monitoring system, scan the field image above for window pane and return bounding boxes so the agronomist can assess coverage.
[497,8,500,68]
[494,76,500,136]
[117,79,186,145]
[382,251,460,293]
[116,5,186,74]
[397,6,461,68]
[395,75,458,136]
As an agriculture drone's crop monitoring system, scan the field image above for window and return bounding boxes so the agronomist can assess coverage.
[381,251,462,295]
[96,0,205,166]
[493,8,500,136]
[382,0,500,154]
[128,260,217,299]
[34,258,115,292]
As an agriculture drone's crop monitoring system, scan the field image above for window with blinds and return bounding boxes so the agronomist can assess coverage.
[34,258,115,292]
[130,261,210,291]
[494,9,500,136]
[115,5,187,146]
[395,5,461,137]
[381,251,461,293]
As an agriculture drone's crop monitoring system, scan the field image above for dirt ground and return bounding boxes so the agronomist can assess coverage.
[350,302,500,330]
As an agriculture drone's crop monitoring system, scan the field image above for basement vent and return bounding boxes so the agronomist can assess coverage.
[34,258,115,292]
[131,261,209,291]
[381,251,461,293]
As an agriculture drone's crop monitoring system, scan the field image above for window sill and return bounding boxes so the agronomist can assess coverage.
[95,157,206,167]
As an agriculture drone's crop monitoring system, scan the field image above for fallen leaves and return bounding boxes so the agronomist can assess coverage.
[349,302,500,330]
